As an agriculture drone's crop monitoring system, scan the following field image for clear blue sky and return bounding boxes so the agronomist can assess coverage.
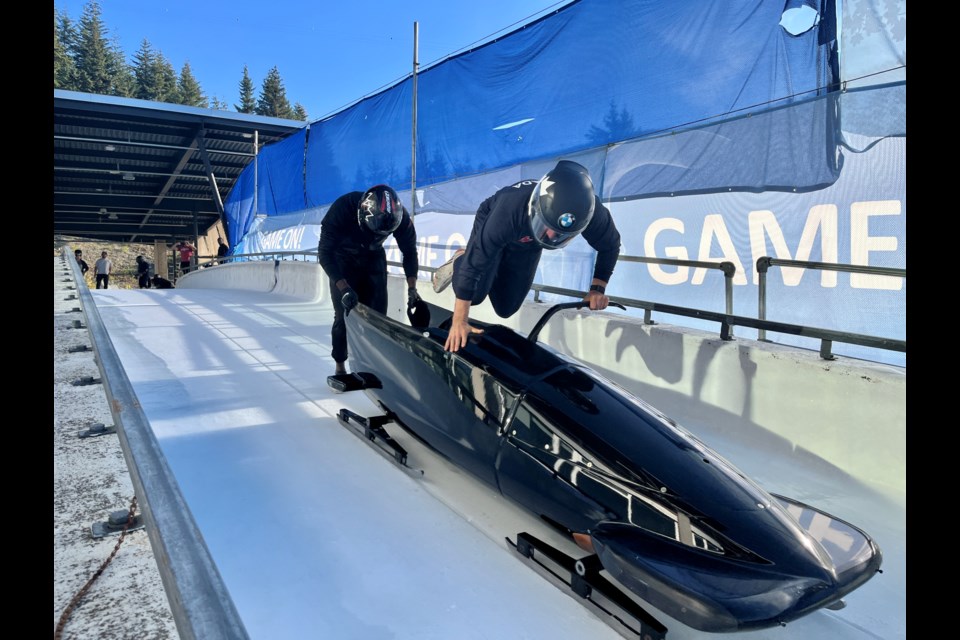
[55,0,572,121]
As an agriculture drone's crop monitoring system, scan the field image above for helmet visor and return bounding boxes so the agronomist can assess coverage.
[528,192,577,249]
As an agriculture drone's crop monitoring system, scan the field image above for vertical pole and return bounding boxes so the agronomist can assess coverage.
[253,131,260,216]
[411,22,419,217]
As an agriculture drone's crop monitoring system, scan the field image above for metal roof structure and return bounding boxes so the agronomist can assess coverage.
[54,90,305,244]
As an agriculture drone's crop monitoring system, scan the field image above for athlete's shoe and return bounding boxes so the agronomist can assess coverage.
[432,249,464,293]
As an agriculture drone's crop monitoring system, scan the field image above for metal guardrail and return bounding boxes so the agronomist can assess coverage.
[406,253,905,362]
[62,249,250,640]
[192,249,905,361]
[756,257,906,344]
[193,250,316,271]
[617,255,736,315]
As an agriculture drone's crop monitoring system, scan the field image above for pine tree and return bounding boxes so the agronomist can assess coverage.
[292,103,308,121]
[107,34,135,97]
[132,40,158,99]
[255,66,294,119]
[235,65,256,113]
[54,10,78,89]
[209,96,230,110]
[153,52,179,103]
[74,1,118,94]
[177,61,208,107]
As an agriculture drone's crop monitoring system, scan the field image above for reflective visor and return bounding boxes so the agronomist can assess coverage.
[528,189,576,249]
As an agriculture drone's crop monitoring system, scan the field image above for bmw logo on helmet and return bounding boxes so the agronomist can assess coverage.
[558,212,575,228]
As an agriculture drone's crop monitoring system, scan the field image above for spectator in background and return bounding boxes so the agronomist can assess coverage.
[74,249,89,275]
[136,255,152,289]
[174,240,195,275]
[216,237,229,264]
[94,251,112,289]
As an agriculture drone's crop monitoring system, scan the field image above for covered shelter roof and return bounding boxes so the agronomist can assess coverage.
[54,90,305,244]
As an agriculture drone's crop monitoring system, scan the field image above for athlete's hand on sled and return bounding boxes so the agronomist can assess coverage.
[407,286,421,310]
[341,287,358,315]
[444,319,483,353]
[584,287,609,311]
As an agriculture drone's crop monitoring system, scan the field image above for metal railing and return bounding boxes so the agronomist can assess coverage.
[617,255,736,315]
[193,248,905,362]
[407,254,905,362]
[61,248,250,640]
[756,256,906,350]
[192,250,318,271]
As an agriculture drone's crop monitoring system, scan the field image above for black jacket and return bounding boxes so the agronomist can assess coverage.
[452,179,621,302]
[317,191,419,282]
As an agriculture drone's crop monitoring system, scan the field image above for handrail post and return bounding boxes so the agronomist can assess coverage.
[820,339,836,361]
[720,261,735,337]
[756,257,772,341]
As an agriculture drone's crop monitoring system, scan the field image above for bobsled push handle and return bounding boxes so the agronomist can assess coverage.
[527,300,627,344]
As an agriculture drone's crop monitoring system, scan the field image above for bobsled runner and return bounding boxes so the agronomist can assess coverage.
[337,300,882,634]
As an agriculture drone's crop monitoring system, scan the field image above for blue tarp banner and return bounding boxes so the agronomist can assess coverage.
[225,0,838,234]
[222,0,907,367]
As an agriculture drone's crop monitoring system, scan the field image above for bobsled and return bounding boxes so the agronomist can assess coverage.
[341,301,882,633]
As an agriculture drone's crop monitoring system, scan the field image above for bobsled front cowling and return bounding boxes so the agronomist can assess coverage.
[343,304,882,633]
[589,519,881,632]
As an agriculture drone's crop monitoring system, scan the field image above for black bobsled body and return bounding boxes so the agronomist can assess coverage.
[345,303,882,633]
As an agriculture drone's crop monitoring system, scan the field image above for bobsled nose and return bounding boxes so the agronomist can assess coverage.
[590,522,840,633]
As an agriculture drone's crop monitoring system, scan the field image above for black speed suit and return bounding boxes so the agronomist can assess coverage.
[318,191,419,364]
[452,179,621,318]
[136,258,152,289]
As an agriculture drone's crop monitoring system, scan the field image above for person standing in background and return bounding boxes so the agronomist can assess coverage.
[175,240,196,275]
[74,249,89,276]
[136,255,152,288]
[216,237,229,264]
[94,251,112,289]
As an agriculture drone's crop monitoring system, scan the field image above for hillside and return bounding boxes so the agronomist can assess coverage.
[55,237,168,290]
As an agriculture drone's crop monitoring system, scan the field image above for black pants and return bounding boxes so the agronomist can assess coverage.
[96,274,109,289]
[138,273,151,288]
[329,252,388,364]
[179,261,191,274]
[469,243,542,318]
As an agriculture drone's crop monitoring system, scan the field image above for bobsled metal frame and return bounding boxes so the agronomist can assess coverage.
[508,531,668,640]
[336,408,425,477]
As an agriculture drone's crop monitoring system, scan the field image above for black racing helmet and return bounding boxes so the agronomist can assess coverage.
[527,160,596,249]
[358,184,404,236]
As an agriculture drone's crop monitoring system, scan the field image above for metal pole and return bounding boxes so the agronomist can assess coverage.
[253,131,259,216]
[411,22,419,217]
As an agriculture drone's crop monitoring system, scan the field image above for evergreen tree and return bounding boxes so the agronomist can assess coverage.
[54,10,78,89]
[153,52,179,102]
[209,96,230,111]
[255,66,294,119]
[292,103,308,122]
[132,39,158,100]
[74,1,119,94]
[107,34,135,97]
[177,61,208,107]
[235,65,256,113]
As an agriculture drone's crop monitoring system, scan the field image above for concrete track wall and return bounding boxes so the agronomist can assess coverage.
[179,262,906,501]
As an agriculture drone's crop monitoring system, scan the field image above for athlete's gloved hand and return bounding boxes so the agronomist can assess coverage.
[407,287,421,310]
[341,287,358,316]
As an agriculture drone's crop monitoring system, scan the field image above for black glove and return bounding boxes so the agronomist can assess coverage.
[407,287,421,309]
[341,287,358,316]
